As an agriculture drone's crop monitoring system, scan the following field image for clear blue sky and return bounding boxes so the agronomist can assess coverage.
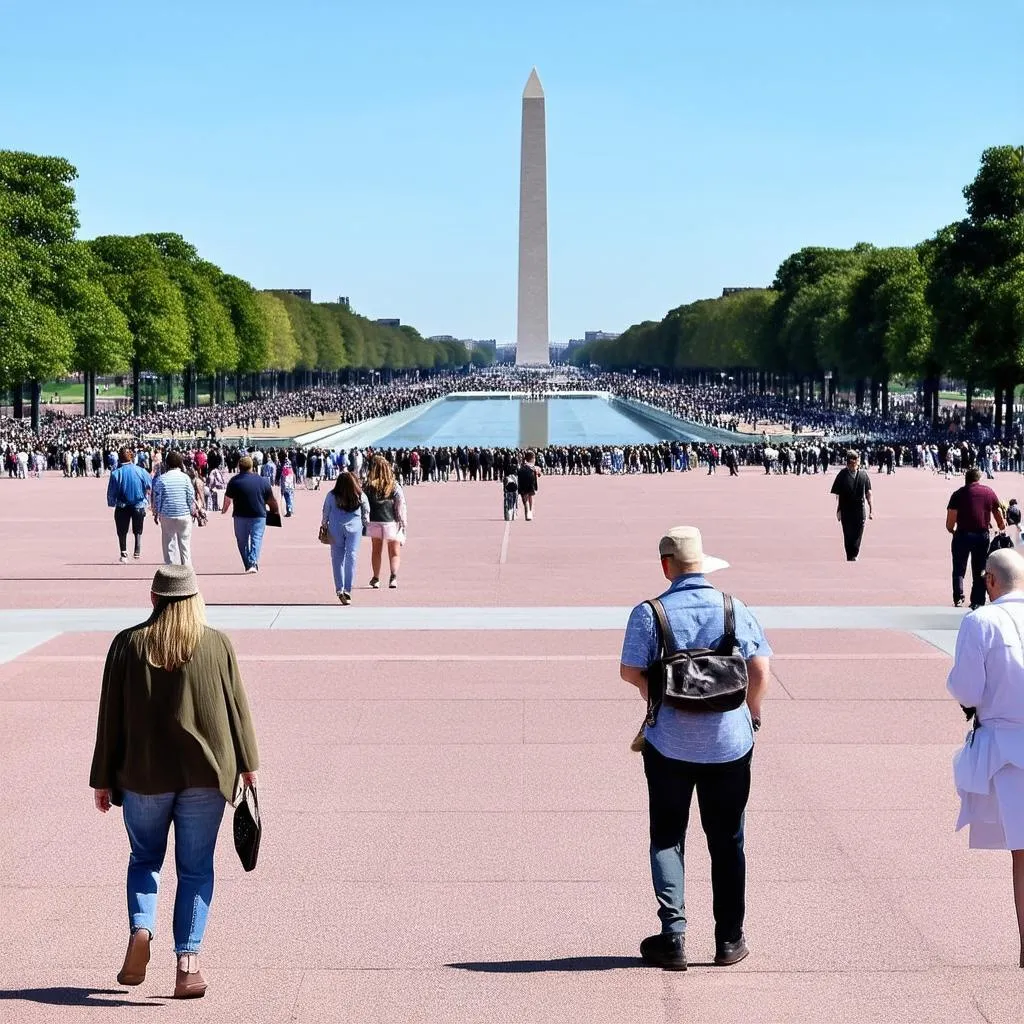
[1,0,1020,343]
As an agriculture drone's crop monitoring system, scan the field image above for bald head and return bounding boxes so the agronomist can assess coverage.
[985,548,1024,598]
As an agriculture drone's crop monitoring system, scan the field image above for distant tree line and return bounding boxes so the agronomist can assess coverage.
[0,151,490,426]
[572,146,1024,431]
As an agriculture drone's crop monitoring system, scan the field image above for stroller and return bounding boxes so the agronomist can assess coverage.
[503,472,519,520]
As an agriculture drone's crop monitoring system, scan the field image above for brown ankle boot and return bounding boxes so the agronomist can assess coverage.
[116,929,151,986]
[174,954,207,999]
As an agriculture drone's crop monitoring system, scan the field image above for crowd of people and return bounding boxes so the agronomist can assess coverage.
[4,368,1016,471]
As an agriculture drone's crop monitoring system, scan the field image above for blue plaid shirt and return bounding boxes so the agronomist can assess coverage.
[621,574,772,763]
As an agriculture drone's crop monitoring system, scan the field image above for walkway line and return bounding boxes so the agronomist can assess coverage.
[0,605,968,634]
[499,521,512,565]
[10,651,947,665]
[0,631,57,665]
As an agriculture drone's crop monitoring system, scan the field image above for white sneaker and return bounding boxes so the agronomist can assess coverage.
[119,553,127,564]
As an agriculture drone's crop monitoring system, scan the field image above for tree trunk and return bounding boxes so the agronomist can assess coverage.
[854,378,865,407]
[995,385,1004,434]
[881,378,890,418]
[1004,383,1016,439]
[965,380,974,426]
[132,360,142,416]
[29,379,41,433]
[12,383,23,419]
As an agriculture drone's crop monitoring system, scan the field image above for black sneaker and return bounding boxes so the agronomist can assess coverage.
[639,932,686,971]
[369,577,380,589]
[389,575,398,589]
[954,598,965,608]
[714,936,749,966]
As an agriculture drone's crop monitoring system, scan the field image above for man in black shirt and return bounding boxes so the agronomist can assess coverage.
[830,450,874,561]
[517,451,539,521]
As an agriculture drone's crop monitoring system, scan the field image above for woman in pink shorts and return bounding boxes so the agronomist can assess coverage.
[364,455,407,589]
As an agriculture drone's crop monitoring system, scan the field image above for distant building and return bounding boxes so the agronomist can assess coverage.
[721,287,762,297]
[472,339,497,358]
[337,296,350,309]
[427,335,457,342]
[375,319,401,328]
[270,288,312,301]
[584,330,620,343]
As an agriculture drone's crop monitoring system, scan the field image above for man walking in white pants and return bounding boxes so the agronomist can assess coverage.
[152,451,196,565]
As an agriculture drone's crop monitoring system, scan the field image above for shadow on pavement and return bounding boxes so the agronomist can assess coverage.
[447,956,641,973]
[0,986,158,1007]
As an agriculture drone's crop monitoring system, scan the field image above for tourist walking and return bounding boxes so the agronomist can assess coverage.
[830,450,873,561]
[364,454,406,590]
[619,526,771,971]
[946,467,1006,609]
[207,464,227,512]
[222,455,280,574]
[89,566,259,998]
[280,459,296,517]
[106,447,152,564]
[321,471,370,604]
[152,451,196,566]
[947,548,1024,966]
[517,451,539,521]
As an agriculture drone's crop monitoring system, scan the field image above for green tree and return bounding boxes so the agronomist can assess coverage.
[927,146,1024,429]
[0,151,82,422]
[89,235,190,414]
[143,235,237,405]
[254,291,299,374]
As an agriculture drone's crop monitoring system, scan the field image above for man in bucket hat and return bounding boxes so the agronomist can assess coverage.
[620,526,771,971]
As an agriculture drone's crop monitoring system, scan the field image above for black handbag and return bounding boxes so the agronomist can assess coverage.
[646,592,748,715]
[233,784,262,872]
[265,510,282,528]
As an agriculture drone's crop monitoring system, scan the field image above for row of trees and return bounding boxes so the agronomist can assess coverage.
[572,146,1024,429]
[0,151,488,427]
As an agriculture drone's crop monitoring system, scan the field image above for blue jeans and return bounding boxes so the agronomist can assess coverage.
[233,516,266,570]
[642,745,751,942]
[330,519,362,593]
[283,489,294,515]
[121,788,226,954]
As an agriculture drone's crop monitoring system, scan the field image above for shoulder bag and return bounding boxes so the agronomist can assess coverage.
[318,523,332,545]
[232,782,262,872]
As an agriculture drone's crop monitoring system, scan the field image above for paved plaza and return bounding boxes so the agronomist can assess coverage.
[1,467,1023,1022]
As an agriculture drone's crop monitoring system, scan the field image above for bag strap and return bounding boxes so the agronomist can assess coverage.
[647,598,677,655]
[722,593,737,646]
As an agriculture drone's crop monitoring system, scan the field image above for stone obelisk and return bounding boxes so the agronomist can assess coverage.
[516,68,549,365]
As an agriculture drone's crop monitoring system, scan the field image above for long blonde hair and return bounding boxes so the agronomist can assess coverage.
[143,593,207,671]
[365,455,396,498]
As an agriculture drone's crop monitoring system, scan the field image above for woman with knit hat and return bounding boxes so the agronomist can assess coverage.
[90,566,260,999]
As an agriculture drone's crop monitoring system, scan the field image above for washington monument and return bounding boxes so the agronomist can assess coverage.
[516,68,549,365]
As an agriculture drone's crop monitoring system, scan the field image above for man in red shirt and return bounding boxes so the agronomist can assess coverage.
[946,467,1007,609]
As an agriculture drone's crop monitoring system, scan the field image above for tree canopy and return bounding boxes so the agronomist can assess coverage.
[572,145,1024,421]
[1,149,479,410]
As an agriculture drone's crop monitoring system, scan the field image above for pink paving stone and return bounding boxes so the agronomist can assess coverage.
[771,656,952,701]
[3,470,1024,1024]
[0,467,985,607]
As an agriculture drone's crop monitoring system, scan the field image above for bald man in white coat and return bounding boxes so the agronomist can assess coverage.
[948,548,1024,967]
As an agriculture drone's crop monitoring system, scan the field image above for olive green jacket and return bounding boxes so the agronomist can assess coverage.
[89,624,259,804]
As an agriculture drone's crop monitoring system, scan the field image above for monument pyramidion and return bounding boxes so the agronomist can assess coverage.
[516,68,550,366]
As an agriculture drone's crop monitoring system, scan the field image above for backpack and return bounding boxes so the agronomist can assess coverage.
[1007,504,1022,527]
[644,593,749,723]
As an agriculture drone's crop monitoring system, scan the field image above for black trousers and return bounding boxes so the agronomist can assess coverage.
[643,744,751,943]
[840,513,865,560]
[114,507,146,555]
[951,530,990,606]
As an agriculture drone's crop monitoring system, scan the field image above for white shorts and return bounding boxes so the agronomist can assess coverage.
[366,521,402,542]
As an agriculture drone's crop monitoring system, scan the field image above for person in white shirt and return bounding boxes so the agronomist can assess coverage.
[948,548,1024,967]
[151,452,197,566]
